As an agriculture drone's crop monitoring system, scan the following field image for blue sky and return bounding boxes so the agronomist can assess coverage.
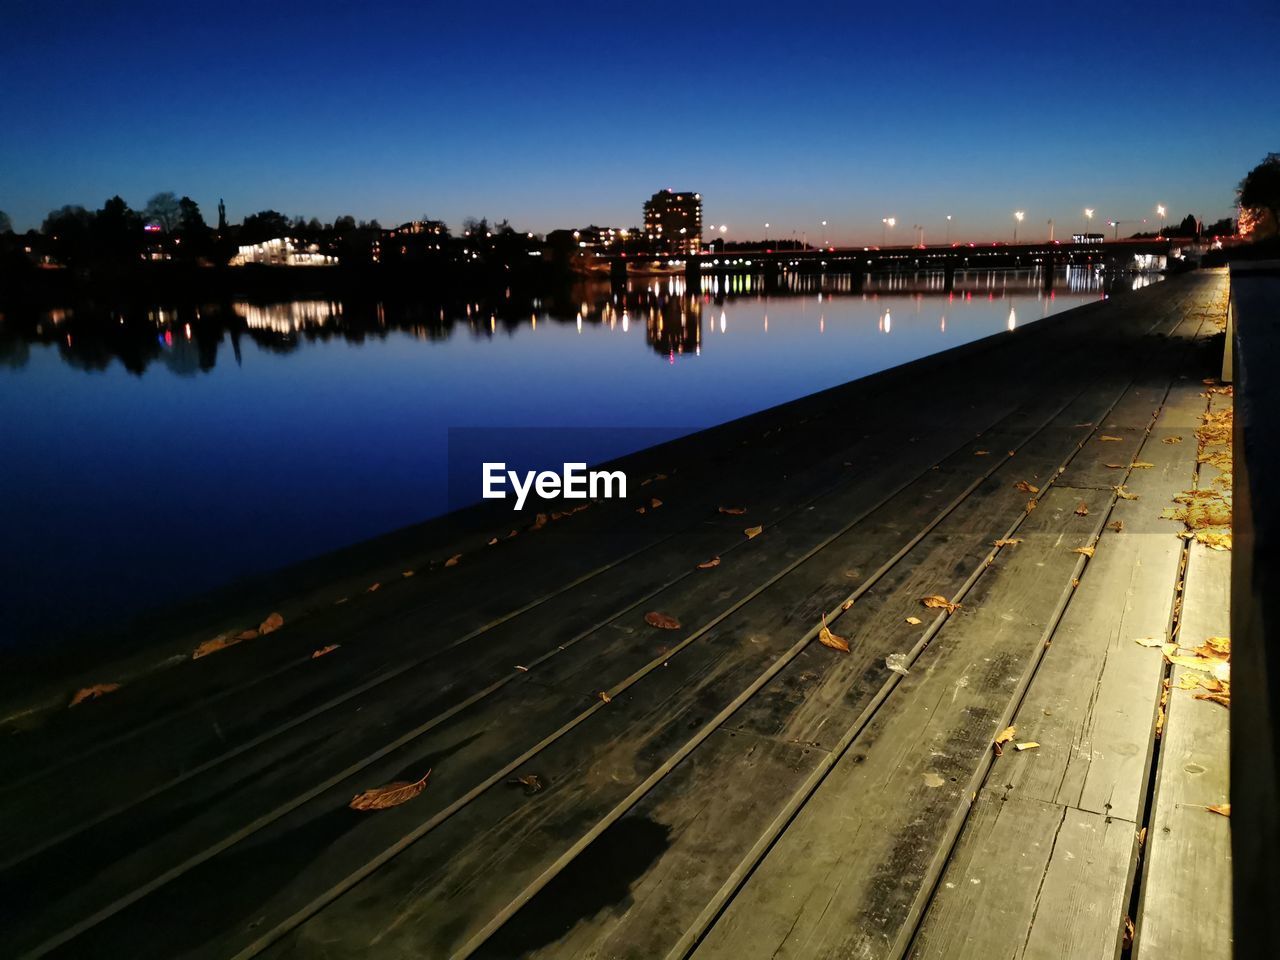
[2,0,1277,242]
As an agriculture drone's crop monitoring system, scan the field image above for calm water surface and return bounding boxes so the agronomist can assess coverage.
[0,268,1159,649]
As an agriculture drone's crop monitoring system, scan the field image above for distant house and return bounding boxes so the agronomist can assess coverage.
[229,237,336,266]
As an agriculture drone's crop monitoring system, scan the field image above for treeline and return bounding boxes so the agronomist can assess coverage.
[0,193,544,273]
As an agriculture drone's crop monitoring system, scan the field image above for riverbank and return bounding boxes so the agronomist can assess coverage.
[0,271,1233,960]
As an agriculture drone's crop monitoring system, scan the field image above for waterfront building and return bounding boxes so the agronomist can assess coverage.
[229,237,337,266]
[644,190,702,256]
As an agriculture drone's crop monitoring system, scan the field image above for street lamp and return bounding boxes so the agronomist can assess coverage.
[1085,208,1094,234]
[821,220,828,246]
[1013,210,1025,243]
[764,222,770,246]
[945,214,953,244]
[881,216,896,245]
[1156,204,1167,236]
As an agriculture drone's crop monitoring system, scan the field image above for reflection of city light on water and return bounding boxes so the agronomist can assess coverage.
[621,311,629,333]
[940,316,946,333]
[878,310,891,334]
[720,312,726,334]
[1007,306,1017,331]
[576,316,582,334]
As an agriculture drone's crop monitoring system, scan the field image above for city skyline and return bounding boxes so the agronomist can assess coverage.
[3,1,1278,241]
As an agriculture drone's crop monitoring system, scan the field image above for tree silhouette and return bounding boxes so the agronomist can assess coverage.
[144,192,181,232]
[1239,153,1280,239]
[240,210,291,244]
[91,196,142,262]
[0,210,11,234]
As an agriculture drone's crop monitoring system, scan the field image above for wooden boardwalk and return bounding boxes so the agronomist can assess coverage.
[0,272,1233,959]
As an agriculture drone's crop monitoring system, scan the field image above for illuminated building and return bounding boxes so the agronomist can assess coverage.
[644,190,702,256]
[229,237,337,266]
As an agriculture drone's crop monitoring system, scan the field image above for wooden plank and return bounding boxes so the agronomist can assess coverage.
[907,798,1135,960]
[1133,546,1232,960]
[688,486,1112,960]
[480,729,826,960]
[2,383,1069,956]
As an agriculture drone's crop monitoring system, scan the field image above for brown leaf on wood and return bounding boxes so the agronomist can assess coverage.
[1206,803,1231,817]
[193,631,245,659]
[235,628,259,641]
[744,525,763,539]
[444,554,461,567]
[1104,463,1125,469]
[1014,480,1039,493]
[1071,545,1095,558]
[1026,498,1038,513]
[507,773,544,795]
[697,557,721,569]
[1162,435,1183,444]
[1099,435,1123,442]
[69,683,121,707]
[531,513,549,531]
[1202,635,1230,655]
[1134,637,1166,648]
[1074,501,1090,516]
[635,506,647,514]
[311,644,340,659]
[650,498,663,509]
[974,450,990,456]
[1108,520,1124,532]
[818,614,850,653]
[1131,461,1155,469]
[1123,917,1135,950]
[644,611,681,630]
[1196,692,1231,708]
[921,594,960,614]
[367,582,382,593]
[718,505,747,515]
[259,612,284,635]
[993,725,1017,756]
[1014,741,1040,751]
[993,538,1023,547]
[402,570,415,579]
[841,599,853,611]
[597,690,612,703]
[1114,485,1138,501]
[905,616,923,625]
[487,536,499,545]
[349,769,431,811]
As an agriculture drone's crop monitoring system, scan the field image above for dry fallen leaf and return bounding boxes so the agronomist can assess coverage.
[1026,498,1038,513]
[1134,637,1166,648]
[1074,501,1090,516]
[994,725,1017,756]
[311,644,340,659]
[921,594,960,614]
[1014,741,1040,751]
[508,773,544,795]
[744,525,763,539]
[1014,480,1039,493]
[1131,461,1155,469]
[644,611,681,630]
[597,690,612,704]
[697,557,721,569]
[1163,435,1183,444]
[1099,435,1123,442]
[1196,692,1231,708]
[1206,803,1231,817]
[1108,520,1124,532]
[69,683,121,707]
[487,536,499,546]
[349,770,431,811]
[402,570,415,579]
[818,614,850,653]
[974,450,990,456]
[719,505,747,515]
[367,582,381,593]
[531,513,549,530]
[1115,486,1138,501]
[259,612,284,635]
[650,498,663,509]
[193,631,245,659]
[841,599,853,611]
[1071,545,1095,558]
[444,554,461,567]
[993,538,1023,547]
[1202,635,1230,655]
[905,616,923,625]
[1105,463,1125,469]
[635,506,647,514]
